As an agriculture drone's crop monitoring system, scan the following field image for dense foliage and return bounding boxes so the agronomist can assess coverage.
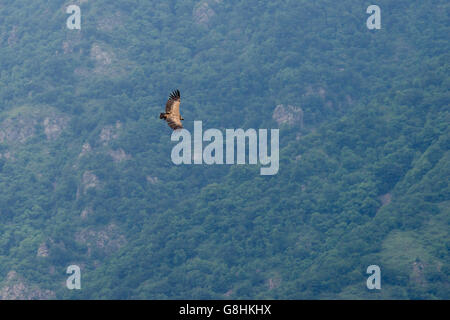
[0,0,448,299]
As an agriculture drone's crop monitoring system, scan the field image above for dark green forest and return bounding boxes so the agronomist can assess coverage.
[0,0,448,299]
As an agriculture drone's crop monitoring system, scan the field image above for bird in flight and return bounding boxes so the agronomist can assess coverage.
[160,89,184,130]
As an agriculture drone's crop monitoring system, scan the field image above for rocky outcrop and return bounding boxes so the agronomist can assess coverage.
[146,176,159,184]
[79,142,92,158]
[80,171,100,194]
[43,115,69,140]
[76,171,101,198]
[267,277,281,290]
[79,123,129,163]
[81,207,92,219]
[108,148,131,162]
[193,1,216,26]
[223,289,233,297]
[91,43,113,67]
[379,193,392,207]
[304,86,326,99]
[0,109,69,144]
[0,151,13,160]
[0,271,55,300]
[272,104,304,127]
[89,43,124,76]
[0,116,37,144]
[36,242,49,257]
[100,121,122,145]
[77,43,131,77]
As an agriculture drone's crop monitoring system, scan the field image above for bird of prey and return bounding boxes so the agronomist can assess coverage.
[160,89,184,130]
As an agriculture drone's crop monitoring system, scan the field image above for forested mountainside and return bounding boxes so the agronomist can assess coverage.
[0,0,448,299]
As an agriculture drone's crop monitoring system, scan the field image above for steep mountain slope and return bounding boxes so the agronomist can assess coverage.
[0,0,448,299]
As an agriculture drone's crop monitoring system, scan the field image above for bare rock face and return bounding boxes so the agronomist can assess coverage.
[223,289,233,297]
[272,104,304,127]
[146,176,159,184]
[0,109,69,144]
[90,43,122,76]
[304,86,326,99]
[91,43,113,66]
[100,121,122,145]
[0,271,55,300]
[0,116,37,144]
[193,1,216,26]
[37,242,49,257]
[267,277,281,290]
[43,115,69,140]
[82,171,99,189]
[379,193,392,207]
[79,142,92,158]
[79,171,100,195]
[108,148,131,162]
[81,207,92,219]
[78,43,131,78]
[0,151,13,160]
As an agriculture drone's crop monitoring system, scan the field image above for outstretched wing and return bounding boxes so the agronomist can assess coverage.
[165,89,181,115]
[163,89,182,130]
